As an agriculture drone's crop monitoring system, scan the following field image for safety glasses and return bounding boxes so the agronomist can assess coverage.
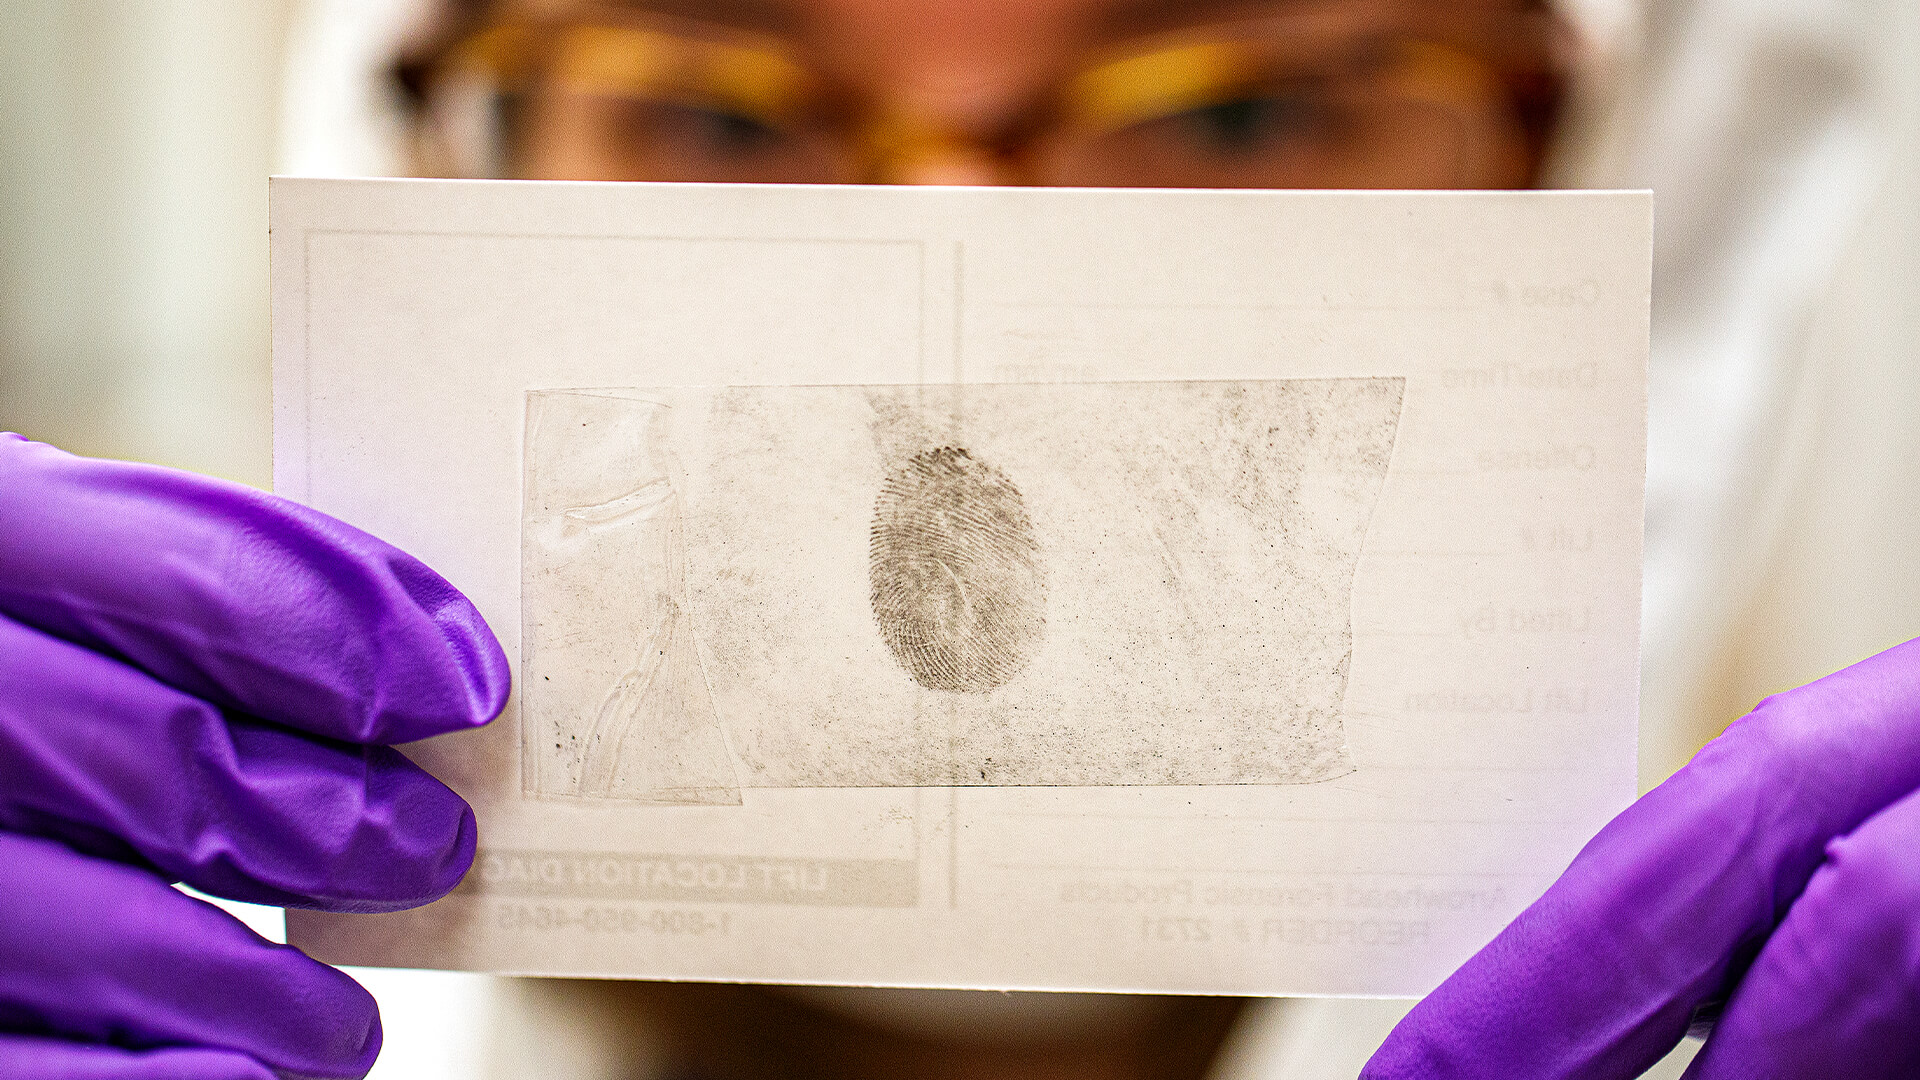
[410,1,1563,188]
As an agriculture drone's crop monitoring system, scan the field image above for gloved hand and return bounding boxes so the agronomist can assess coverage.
[0,433,510,1079]
[1364,637,1920,1079]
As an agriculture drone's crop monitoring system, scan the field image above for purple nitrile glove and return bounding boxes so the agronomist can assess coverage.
[0,433,510,1079]
[1364,637,1920,1079]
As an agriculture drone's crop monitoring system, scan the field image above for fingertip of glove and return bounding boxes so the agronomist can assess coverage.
[343,981,385,1079]
[409,559,513,732]
[386,746,482,908]
[355,547,512,744]
[422,797,480,905]
[187,730,480,914]
[321,771,478,914]
[198,935,384,1078]
[271,949,384,1078]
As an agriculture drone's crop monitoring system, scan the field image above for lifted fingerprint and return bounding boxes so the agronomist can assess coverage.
[869,447,1046,693]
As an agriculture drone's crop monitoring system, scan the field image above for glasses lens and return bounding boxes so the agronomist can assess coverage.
[1032,32,1533,189]
[444,20,856,183]
[519,88,852,184]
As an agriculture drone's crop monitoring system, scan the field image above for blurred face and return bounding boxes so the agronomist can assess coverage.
[412,0,1564,187]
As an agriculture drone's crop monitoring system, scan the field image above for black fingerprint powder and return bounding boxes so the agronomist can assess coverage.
[870,447,1046,693]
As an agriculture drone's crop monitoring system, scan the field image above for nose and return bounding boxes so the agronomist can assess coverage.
[881,148,1016,185]
[860,108,1020,186]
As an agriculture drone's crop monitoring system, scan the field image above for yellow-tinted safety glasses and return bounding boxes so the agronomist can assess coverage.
[417,5,1558,189]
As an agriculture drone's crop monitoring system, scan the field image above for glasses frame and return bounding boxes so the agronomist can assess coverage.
[396,0,1568,188]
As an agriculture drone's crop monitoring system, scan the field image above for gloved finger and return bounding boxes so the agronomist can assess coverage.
[0,433,508,744]
[0,833,380,1079]
[1684,783,1920,1080]
[1364,636,1920,1079]
[0,1035,274,1080]
[1,612,475,910]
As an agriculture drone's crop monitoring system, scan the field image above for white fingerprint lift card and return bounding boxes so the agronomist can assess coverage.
[272,179,1649,996]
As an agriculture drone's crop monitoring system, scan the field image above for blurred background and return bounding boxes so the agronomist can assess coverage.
[2,1,1917,1078]
[1,3,294,484]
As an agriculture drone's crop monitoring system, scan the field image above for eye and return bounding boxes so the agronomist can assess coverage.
[675,103,787,153]
[598,98,795,162]
[649,101,789,155]
[1171,92,1323,154]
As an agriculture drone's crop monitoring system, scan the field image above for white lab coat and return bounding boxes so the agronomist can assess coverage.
[270,0,1920,1075]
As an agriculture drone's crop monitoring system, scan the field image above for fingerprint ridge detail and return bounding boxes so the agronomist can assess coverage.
[869,447,1046,694]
